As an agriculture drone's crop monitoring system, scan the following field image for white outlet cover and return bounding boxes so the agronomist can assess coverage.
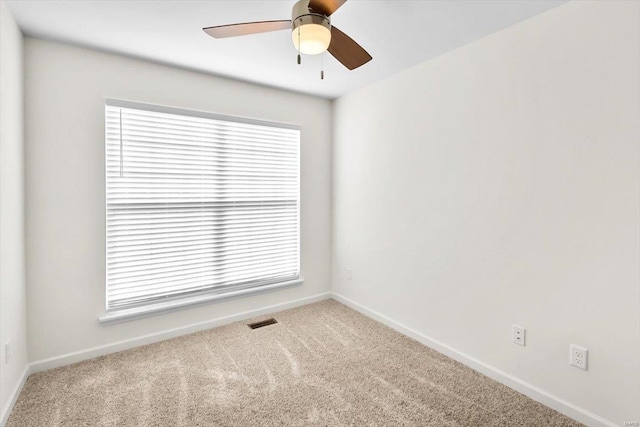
[570,344,588,370]
[512,325,526,346]
[345,269,353,280]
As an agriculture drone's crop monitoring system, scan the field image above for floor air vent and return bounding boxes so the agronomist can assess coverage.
[248,318,278,329]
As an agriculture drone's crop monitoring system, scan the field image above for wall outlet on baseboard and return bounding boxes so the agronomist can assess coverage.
[345,269,353,281]
[512,325,526,346]
[5,340,10,364]
[570,344,588,370]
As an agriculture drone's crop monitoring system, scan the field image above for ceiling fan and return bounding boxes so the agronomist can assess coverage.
[203,0,372,72]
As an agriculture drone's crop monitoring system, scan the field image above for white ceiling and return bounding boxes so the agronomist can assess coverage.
[7,0,567,99]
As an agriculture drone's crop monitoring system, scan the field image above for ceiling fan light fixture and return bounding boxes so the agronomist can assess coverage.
[292,14,331,55]
[204,0,372,70]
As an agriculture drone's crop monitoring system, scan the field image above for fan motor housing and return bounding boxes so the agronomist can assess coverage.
[292,0,324,20]
[292,14,330,32]
[292,0,331,32]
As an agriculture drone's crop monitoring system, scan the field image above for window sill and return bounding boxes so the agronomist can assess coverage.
[99,278,303,325]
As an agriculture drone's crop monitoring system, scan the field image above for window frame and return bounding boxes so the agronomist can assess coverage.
[100,99,302,324]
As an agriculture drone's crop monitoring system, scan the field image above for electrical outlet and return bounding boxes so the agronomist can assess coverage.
[5,341,10,364]
[570,344,588,370]
[345,269,352,280]
[512,325,526,346]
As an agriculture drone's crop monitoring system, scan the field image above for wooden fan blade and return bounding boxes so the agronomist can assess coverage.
[309,0,347,16]
[203,20,291,39]
[328,26,372,70]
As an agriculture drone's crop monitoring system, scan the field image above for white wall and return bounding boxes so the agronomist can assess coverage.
[24,38,332,363]
[0,0,28,421]
[332,1,639,425]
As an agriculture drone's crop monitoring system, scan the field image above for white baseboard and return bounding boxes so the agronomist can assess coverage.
[330,292,617,427]
[30,292,331,373]
[1,364,30,427]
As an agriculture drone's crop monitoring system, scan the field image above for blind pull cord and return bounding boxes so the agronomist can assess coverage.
[119,109,124,178]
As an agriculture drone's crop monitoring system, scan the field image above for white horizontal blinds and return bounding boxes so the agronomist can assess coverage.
[105,102,300,311]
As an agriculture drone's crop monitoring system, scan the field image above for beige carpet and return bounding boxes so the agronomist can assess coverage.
[8,300,581,426]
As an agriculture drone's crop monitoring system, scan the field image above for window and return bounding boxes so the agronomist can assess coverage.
[104,100,300,319]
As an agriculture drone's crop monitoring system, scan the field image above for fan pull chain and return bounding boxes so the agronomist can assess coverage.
[297,26,301,65]
[321,52,325,80]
